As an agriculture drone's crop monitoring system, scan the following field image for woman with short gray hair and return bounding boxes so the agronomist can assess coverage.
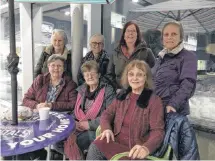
[34,29,72,78]
[153,21,197,115]
[77,33,109,85]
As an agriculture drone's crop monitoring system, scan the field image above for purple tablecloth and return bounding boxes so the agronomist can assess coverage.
[0,111,75,157]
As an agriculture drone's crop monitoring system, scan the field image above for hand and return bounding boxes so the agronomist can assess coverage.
[36,102,52,110]
[129,145,149,159]
[75,121,83,131]
[97,129,114,143]
[78,121,89,131]
[166,105,176,113]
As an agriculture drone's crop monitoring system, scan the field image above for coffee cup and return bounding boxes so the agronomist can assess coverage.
[38,107,50,120]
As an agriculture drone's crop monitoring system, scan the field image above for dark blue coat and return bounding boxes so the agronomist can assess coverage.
[153,113,200,160]
[153,49,197,115]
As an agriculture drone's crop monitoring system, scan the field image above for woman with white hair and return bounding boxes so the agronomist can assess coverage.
[77,33,109,85]
[34,29,72,78]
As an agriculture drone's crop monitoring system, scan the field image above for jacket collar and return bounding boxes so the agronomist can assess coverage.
[114,42,147,54]
[158,42,184,58]
[116,87,153,109]
[44,45,69,59]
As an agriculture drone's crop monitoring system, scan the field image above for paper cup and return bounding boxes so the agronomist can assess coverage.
[39,119,51,131]
[38,107,50,120]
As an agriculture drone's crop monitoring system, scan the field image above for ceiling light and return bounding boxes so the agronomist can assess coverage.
[132,0,139,3]
[65,11,70,16]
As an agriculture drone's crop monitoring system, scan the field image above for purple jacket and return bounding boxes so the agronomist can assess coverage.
[23,73,77,111]
[153,49,197,115]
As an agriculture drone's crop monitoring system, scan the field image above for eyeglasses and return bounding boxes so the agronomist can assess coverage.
[163,33,178,38]
[83,72,98,78]
[128,72,146,78]
[125,29,137,33]
[49,64,63,69]
[91,42,104,47]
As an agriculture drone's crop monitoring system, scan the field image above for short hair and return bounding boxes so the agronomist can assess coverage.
[89,33,105,44]
[119,21,142,48]
[51,29,68,45]
[121,60,153,89]
[47,54,65,66]
[81,60,99,74]
[162,21,184,42]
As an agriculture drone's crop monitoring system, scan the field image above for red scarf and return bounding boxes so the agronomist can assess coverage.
[75,87,105,121]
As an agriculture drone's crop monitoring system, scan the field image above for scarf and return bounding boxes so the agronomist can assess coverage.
[75,87,105,121]
[158,42,184,58]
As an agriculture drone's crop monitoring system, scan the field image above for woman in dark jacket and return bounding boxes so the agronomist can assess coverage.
[64,60,116,160]
[77,33,109,86]
[153,21,197,115]
[106,21,155,89]
[34,29,72,78]
[87,60,164,160]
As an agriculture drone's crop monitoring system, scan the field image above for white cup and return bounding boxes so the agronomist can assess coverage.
[38,107,50,120]
[39,119,50,131]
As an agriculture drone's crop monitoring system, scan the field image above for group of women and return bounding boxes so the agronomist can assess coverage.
[20,20,197,160]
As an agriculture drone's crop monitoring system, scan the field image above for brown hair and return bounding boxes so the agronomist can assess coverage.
[119,21,143,48]
[162,21,184,42]
[81,60,99,74]
[121,60,153,89]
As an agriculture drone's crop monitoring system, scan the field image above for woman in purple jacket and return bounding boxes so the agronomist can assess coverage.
[153,21,197,115]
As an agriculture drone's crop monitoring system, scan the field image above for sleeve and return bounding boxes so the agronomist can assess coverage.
[51,81,78,112]
[88,86,116,131]
[34,52,45,78]
[168,52,197,111]
[22,75,42,109]
[146,48,156,68]
[77,59,85,86]
[142,96,165,154]
[100,99,117,132]
[106,54,117,88]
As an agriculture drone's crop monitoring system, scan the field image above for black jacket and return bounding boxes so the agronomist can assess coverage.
[106,42,155,89]
[77,50,109,86]
[34,45,72,78]
[153,113,200,160]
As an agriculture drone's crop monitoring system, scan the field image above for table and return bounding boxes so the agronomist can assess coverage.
[0,111,75,157]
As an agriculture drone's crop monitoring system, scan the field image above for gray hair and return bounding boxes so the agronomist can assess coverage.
[89,33,105,44]
[47,54,65,65]
[162,21,184,42]
[51,29,68,45]
[81,60,99,74]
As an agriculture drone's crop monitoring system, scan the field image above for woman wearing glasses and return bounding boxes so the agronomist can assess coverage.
[64,60,115,160]
[20,55,77,160]
[153,21,197,115]
[106,21,155,90]
[77,33,109,86]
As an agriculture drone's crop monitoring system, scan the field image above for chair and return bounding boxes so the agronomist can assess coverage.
[96,126,173,160]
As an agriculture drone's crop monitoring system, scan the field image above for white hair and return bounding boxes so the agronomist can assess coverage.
[51,29,68,45]
[89,33,105,44]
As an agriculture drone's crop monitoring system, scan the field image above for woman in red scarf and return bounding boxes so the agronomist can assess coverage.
[64,60,115,159]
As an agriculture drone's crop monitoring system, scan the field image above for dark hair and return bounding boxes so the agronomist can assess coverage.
[119,21,142,48]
